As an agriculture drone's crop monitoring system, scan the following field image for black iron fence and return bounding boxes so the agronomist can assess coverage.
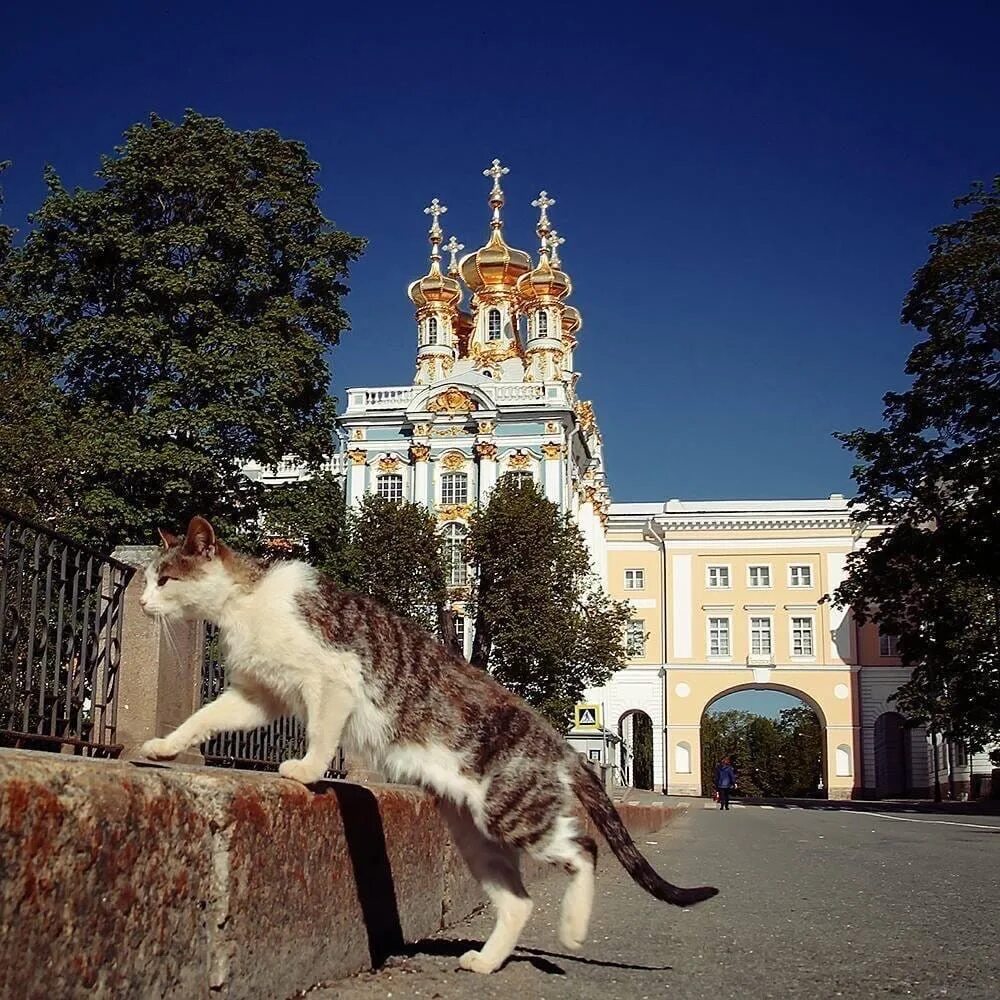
[201,623,345,777]
[0,507,134,756]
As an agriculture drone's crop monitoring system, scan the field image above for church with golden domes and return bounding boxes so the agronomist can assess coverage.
[335,160,610,654]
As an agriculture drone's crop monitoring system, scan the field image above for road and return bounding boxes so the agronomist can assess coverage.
[306,801,1000,1000]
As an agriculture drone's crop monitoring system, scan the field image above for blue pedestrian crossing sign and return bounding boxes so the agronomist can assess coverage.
[574,703,601,730]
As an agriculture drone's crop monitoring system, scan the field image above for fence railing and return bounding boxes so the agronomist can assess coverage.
[0,507,134,756]
[200,623,345,777]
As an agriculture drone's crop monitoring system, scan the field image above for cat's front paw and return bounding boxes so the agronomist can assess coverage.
[140,737,179,760]
[278,758,326,785]
[459,949,501,974]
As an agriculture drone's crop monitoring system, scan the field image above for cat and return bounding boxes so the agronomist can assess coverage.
[139,515,718,974]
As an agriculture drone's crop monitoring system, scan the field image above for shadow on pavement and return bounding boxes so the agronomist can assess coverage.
[736,796,1000,816]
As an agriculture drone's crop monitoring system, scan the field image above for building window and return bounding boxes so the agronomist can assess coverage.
[536,310,548,336]
[440,472,468,505]
[707,565,730,588]
[502,471,534,489]
[624,569,645,590]
[750,617,772,657]
[487,308,502,340]
[376,474,403,502]
[708,617,731,656]
[789,565,812,588]
[748,565,771,588]
[879,632,899,657]
[953,743,968,767]
[625,620,646,658]
[427,316,438,345]
[442,523,468,587]
[791,617,814,656]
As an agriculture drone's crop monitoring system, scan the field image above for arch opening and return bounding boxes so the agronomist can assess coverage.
[619,709,654,790]
[700,685,827,799]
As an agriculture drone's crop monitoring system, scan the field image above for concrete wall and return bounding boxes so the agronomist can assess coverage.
[0,750,680,1000]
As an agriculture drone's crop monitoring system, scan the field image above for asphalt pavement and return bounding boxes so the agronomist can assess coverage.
[302,800,1000,1000]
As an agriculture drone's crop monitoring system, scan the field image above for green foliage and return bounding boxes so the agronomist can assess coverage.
[339,494,449,634]
[701,705,824,798]
[466,478,631,729]
[260,472,347,574]
[5,111,364,547]
[835,176,1000,760]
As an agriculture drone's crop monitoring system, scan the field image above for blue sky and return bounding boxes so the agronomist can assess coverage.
[3,2,998,502]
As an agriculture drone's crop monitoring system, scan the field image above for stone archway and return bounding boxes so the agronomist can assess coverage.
[699,684,829,799]
[619,709,654,790]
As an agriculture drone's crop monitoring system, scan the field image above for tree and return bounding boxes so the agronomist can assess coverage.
[340,494,450,636]
[835,176,1000,761]
[6,111,364,547]
[0,161,75,523]
[466,478,632,729]
[260,472,348,574]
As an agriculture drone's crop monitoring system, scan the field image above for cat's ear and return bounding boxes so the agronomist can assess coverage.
[158,528,180,549]
[183,516,217,560]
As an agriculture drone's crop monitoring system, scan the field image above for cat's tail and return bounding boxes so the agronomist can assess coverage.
[571,756,719,907]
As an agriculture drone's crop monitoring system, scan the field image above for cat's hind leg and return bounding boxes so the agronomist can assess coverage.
[528,817,597,951]
[439,801,533,975]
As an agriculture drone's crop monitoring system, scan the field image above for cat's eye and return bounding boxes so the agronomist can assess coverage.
[157,575,170,587]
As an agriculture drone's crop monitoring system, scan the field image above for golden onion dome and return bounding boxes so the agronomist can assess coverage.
[455,309,474,357]
[459,159,532,293]
[517,193,572,303]
[561,304,582,337]
[407,198,462,309]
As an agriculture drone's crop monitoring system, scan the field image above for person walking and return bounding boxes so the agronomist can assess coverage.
[713,756,737,810]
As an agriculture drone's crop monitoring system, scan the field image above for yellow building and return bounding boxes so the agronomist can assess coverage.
[578,497,930,800]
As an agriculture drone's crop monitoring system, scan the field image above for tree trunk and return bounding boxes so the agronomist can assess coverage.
[437,604,461,656]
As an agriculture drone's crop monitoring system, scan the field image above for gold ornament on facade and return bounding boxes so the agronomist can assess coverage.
[350,428,365,441]
[437,503,474,522]
[507,451,532,470]
[441,452,468,471]
[477,420,496,434]
[470,340,520,366]
[414,423,431,437]
[428,388,478,414]
[541,442,564,460]
[545,422,559,433]
[410,443,431,463]
[475,441,498,461]
[432,426,468,437]
[575,400,596,433]
[377,456,403,474]
[347,449,367,466]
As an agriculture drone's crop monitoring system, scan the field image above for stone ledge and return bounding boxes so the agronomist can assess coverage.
[0,750,682,999]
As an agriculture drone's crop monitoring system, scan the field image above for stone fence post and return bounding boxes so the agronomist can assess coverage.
[112,546,205,764]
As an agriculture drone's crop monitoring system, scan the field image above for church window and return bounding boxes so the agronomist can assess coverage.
[376,474,403,502]
[442,522,468,586]
[536,310,548,336]
[487,309,502,340]
[441,472,468,505]
[427,317,438,345]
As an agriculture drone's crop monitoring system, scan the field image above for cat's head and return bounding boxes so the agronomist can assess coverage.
[140,516,242,620]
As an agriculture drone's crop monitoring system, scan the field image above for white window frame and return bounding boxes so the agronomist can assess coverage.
[440,471,468,505]
[624,568,645,591]
[502,471,534,489]
[487,308,502,340]
[536,309,548,336]
[750,615,773,657]
[625,619,646,658]
[747,564,772,589]
[789,564,813,588]
[790,615,815,657]
[426,316,438,345]
[441,523,468,587]
[707,616,731,658]
[706,564,731,589]
[879,632,899,657]
[376,473,404,502]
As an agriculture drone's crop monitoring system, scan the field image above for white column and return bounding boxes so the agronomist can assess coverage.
[476,443,498,502]
[347,450,367,506]
[542,443,562,505]
[411,444,430,504]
